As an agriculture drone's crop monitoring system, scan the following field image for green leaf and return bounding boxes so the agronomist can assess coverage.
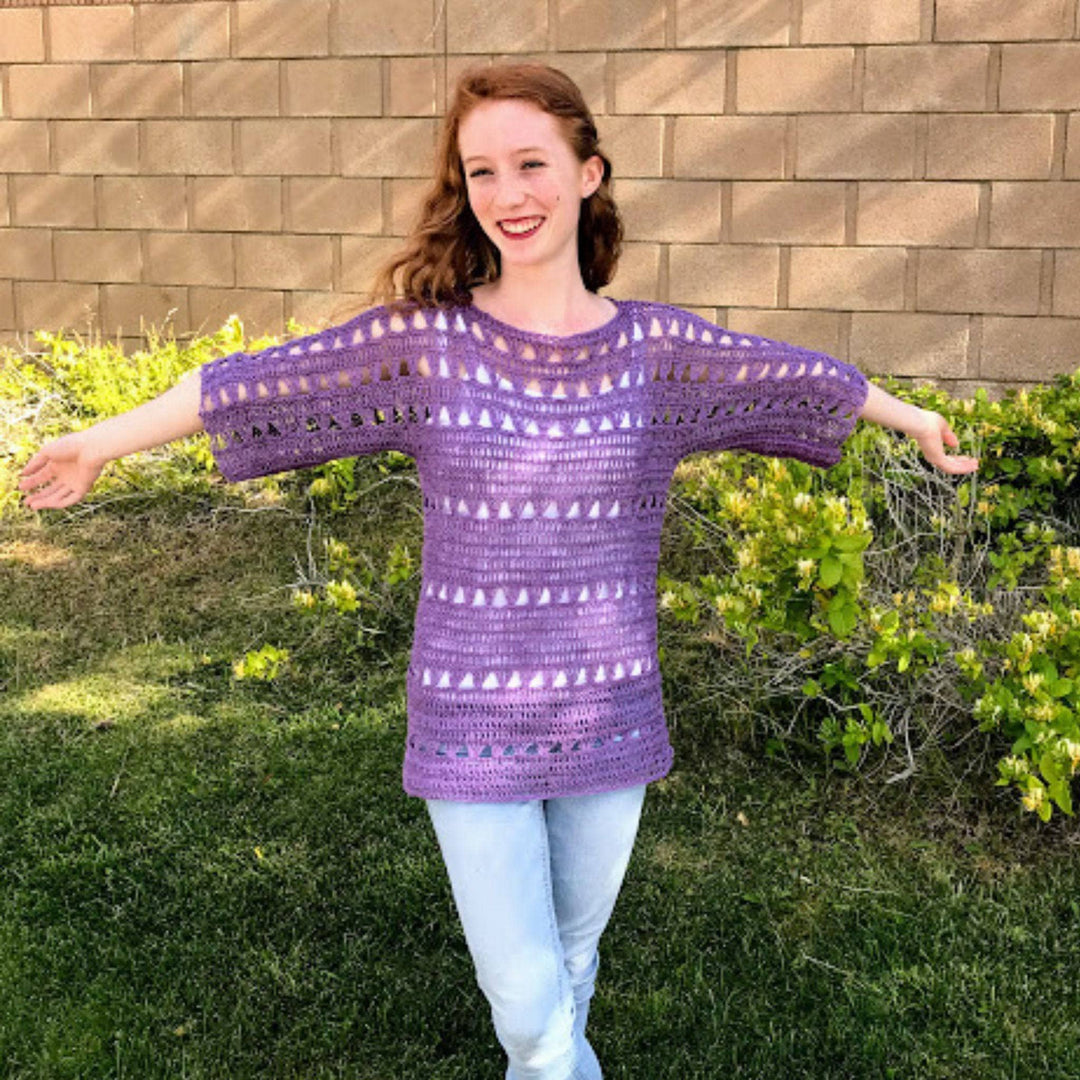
[872,719,893,745]
[1049,779,1074,816]
[832,532,870,553]
[1051,712,1078,737]
[1039,751,1061,785]
[802,679,822,697]
[1035,657,1059,682]
[818,554,843,589]
[1050,678,1073,699]
[827,598,857,637]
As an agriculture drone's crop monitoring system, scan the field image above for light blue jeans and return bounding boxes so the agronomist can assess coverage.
[425,783,649,1080]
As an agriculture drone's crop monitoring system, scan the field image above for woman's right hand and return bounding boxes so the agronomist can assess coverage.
[18,431,107,511]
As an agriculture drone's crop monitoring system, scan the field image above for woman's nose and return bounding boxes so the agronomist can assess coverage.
[492,177,528,209]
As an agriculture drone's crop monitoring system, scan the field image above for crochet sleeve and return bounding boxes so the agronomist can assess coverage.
[651,312,870,468]
[197,305,432,482]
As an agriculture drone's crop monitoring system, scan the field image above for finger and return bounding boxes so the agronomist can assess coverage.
[944,457,980,474]
[19,468,53,491]
[25,479,66,507]
[19,455,51,481]
[21,469,61,494]
[936,416,956,443]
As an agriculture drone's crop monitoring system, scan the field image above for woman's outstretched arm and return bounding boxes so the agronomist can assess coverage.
[859,381,980,475]
[17,367,203,511]
[20,303,435,510]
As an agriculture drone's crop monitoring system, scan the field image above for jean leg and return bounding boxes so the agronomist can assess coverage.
[546,784,648,1070]
[425,797,577,1080]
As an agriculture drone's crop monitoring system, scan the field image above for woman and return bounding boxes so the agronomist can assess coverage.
[19,61,978,1080]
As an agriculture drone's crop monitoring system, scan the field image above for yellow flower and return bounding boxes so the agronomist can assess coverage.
[724,491,752,519]
[1012,632,1035,665]
[1021,672,1045,696]
[930,591,959,615]
[1062,740,1080,772]
[1021,786,1045,813]
[1030,701,1055,723]
[1022,610,1057,640]
[822,494,848,526]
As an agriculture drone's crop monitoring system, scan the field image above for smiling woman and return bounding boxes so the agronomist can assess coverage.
[17,56,981,1080]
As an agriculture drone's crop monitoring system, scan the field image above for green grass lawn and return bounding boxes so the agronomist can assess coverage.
[2,471,1079,1080]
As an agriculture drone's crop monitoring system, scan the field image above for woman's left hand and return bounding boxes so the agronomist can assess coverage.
[909,408,980,474]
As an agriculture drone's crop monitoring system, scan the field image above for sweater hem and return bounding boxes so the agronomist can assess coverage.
[402,743,674,804]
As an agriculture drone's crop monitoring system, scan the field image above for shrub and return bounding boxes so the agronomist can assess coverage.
[661,373,1080,821]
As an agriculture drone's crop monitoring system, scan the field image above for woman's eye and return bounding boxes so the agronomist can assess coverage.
[467,162,544,178]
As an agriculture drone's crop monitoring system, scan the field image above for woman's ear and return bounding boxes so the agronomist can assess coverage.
[581,154,604,198]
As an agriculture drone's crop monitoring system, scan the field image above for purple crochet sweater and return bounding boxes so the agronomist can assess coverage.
[198,298,869,803]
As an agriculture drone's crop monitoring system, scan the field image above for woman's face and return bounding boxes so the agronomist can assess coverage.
[458,98,603,277]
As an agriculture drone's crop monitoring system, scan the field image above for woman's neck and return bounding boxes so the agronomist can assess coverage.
[469,281,616,337]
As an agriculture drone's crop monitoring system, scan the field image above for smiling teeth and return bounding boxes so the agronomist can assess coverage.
[501,217,543,233]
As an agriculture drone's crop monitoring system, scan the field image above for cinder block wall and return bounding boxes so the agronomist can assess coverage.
[1,0,1079,394]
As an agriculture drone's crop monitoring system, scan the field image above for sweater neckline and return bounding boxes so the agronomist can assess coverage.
[462,297,630,349]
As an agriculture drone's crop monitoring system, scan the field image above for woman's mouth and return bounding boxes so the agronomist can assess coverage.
[498,216,545,239]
